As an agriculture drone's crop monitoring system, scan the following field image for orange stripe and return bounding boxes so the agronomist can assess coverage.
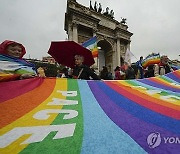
[0,78,56,128]
[112,81,180,111]
[143,59,160,67]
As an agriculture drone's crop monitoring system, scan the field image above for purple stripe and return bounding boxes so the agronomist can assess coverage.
[88,81,180,154]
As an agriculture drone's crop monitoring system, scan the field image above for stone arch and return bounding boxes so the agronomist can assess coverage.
[65,0,133,73]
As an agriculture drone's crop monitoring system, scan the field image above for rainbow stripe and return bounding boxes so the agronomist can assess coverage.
[82,36,98,58]
[0,70,180,154]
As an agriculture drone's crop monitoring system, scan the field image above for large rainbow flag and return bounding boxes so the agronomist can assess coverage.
[142,53,161,68]
[82,36,98,58]
[0,70,180,154]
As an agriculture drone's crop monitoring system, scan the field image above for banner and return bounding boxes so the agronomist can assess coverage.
[0,70,180,154]
[124,48,134,64]
[82,36,98,58]
[142,53,161,68]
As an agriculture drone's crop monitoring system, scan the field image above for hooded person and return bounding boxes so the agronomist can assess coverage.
[0,40,37,82]
[0,40,26,58]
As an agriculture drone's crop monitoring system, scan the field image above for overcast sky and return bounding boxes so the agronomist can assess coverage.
[0,0,180,62]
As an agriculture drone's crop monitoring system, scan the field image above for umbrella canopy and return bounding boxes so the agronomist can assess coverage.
[48,41,95,68]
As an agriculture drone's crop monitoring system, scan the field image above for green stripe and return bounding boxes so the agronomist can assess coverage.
[21,79,83,154]
[126,80,172,96]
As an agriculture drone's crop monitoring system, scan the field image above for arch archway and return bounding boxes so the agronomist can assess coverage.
[97,40,113,72]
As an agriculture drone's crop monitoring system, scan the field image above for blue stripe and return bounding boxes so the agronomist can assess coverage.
[78,80,146,154]
[95,81,180,134]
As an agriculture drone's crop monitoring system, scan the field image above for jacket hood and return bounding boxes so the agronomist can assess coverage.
[0,40,26,58]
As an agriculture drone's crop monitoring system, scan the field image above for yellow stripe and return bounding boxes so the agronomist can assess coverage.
[0,78,67,154]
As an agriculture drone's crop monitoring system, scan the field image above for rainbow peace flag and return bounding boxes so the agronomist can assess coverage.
[82,36,98,58]
[0,70,180,154]
[0,54,36,82]
[142,53,161,68]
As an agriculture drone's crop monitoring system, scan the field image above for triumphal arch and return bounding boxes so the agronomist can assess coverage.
[64,0,133,72]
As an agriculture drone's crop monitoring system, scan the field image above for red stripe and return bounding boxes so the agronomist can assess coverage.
[0,77,44,103]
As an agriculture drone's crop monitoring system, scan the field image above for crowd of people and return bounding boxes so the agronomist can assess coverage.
[56,54,174,81]
[0,40,175,82]
[135,55,174,79]
[97,55,174,80]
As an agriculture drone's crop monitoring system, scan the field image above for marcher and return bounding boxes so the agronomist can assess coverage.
[144,64,154,78]
[124,62,135,80]
[100,66,112,80]
[62,67,69,78]
[136,56,144,79]
[0,40,37,82]
[154,55,173,76]
[37,67,46,77]
[56,70,61,78]
[114,66,121,80]
[72,55,100,80]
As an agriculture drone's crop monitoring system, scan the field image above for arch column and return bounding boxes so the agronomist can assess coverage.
[116,38,121,66]
[68,24,73,41]
[127,42,130,51]
[72,22,78,42]
[93,28,98,71]
[93,28,98,37]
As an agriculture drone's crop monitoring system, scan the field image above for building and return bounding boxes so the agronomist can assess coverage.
[65,0,133,72]
[42,56,56,64]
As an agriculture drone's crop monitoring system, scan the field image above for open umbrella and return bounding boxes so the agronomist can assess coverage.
[48,41,95,68]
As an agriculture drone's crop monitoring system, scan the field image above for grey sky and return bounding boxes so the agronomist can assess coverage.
[0,0,180,62]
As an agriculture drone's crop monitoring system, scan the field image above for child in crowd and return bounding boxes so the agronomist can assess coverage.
[0,40,37,82]
[37,67,46,77]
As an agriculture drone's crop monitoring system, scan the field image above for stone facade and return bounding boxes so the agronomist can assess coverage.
[64,0,133,72]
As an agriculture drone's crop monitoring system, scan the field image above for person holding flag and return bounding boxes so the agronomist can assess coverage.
[0,40,37,82]
[136,56,144,79]
[72,55,100,80]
